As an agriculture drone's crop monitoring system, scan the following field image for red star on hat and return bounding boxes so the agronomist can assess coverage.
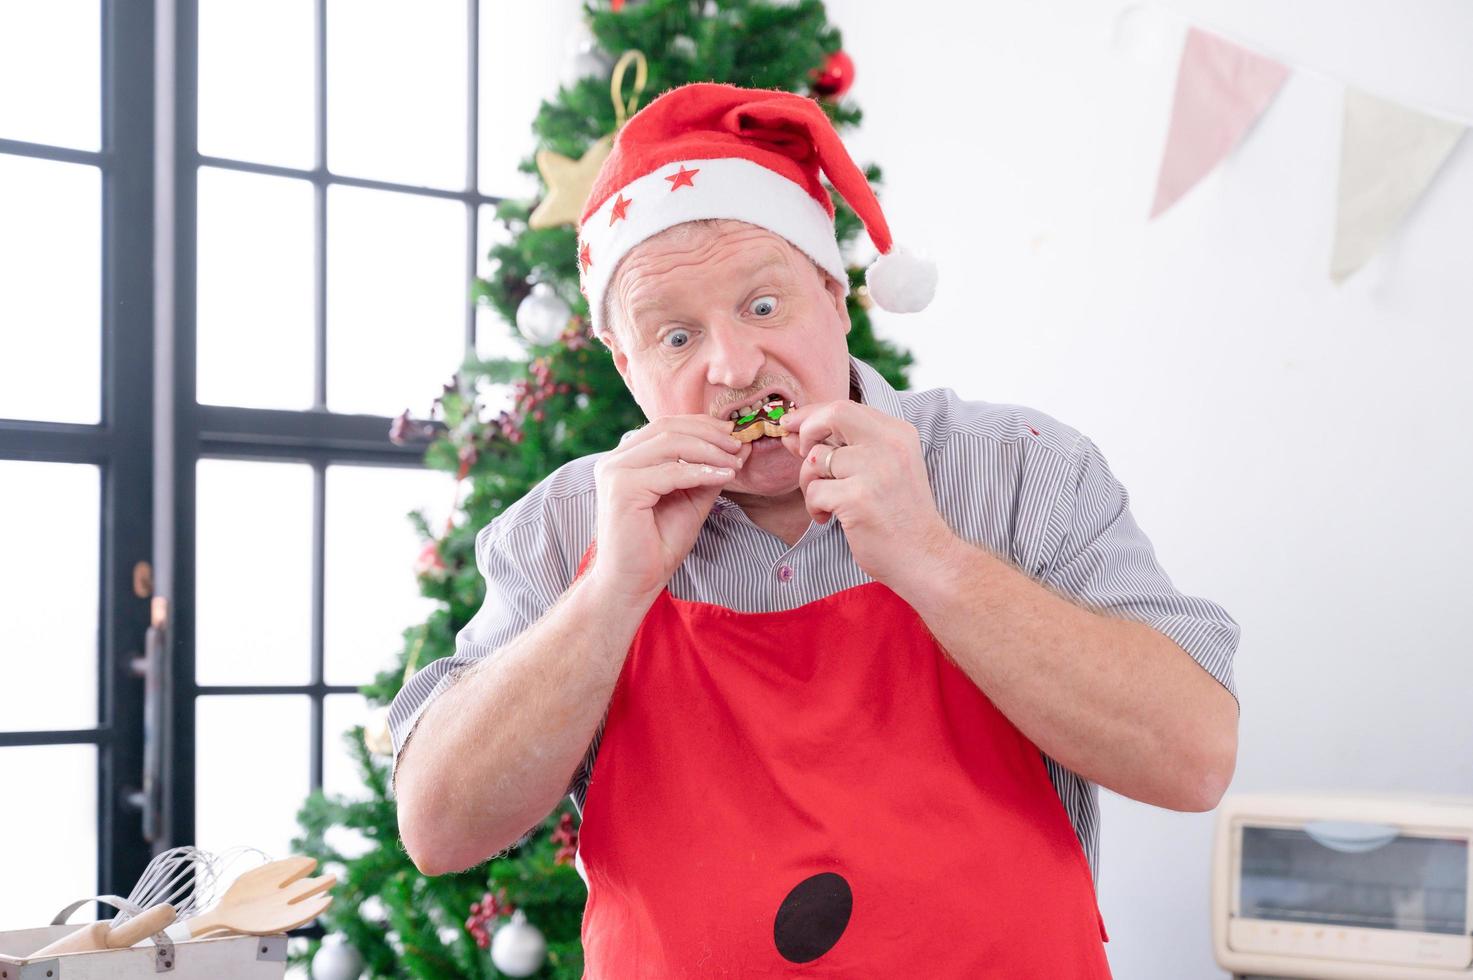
[665,164,699,191]
[575,83,938,338]
[578,241,592,270]
[608,193,632,226]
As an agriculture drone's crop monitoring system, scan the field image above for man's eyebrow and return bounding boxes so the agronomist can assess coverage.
[736,256,794,283]
[626,256,794,335]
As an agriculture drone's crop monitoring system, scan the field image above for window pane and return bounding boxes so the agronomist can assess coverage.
[0,745,97,931]
[322,693,370,799]
[0,155,101,424]
[195,460,313,686]
[0,461,98,731]
[198,0,314,170]
[197,167,315,410]
[0,1,100,151]
[324,464,449,685]
[327,0,466,190]
[321,696,375,863]
[478,0,583,197]
[326,185,465,417]
[475,202,523,363]
[196,696,310,863]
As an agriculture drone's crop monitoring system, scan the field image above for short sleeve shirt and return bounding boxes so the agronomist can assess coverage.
[387,355,1242,884]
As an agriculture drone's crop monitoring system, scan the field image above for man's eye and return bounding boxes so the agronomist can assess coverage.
[749,295,777,317]
[662,328,692,349]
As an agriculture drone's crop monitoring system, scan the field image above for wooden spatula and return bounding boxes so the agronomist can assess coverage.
[30,902,178,957]
[163,855,335,941]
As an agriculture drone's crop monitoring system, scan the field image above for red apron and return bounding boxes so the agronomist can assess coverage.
[572,540,1111,978]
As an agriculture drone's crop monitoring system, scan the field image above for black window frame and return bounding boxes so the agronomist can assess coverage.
[1,0,502,919]
[0,0,158,907]
[164,0,499,855]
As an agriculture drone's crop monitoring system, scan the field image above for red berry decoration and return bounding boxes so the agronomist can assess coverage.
[550,811,579,866]
[465,888,515,948]
[810,50,854,100]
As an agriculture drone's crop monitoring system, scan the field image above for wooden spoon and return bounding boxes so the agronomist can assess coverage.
[164,855,335,940]
[30,902,178,957]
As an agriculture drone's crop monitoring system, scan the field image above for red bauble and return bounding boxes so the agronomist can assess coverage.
[810,50,855,99]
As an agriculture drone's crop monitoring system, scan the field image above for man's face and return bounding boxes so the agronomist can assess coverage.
[602,220,852,498]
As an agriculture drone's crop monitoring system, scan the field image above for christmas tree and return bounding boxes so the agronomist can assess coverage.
[293,1,915,976]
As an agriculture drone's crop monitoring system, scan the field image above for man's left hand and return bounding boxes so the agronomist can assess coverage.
[779,401,958,588]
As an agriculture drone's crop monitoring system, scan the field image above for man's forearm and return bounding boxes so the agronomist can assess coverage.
[890,530,1239,812]
[396,572,654,875]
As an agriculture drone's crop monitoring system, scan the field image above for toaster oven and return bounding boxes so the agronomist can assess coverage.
[1212,792,1473,979]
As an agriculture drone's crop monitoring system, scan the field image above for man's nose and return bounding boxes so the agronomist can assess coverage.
[703,323,765,389]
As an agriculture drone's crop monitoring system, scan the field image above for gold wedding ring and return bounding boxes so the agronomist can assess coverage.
[818,444,838,480]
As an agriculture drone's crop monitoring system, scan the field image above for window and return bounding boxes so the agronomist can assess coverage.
[0,0,152,929]
[0,0,516,940]
[178,0,502,883]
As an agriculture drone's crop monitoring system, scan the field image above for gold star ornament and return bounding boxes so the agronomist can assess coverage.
[527,135,613,231]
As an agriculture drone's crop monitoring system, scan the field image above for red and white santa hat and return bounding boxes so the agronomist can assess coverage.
[576,82,936,337]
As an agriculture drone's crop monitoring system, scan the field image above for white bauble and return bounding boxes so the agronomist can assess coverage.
[560,19,611,88]
[515,283,572,346]
[489,910,547,977]
[311,935,364,980]
[561,38,612,87]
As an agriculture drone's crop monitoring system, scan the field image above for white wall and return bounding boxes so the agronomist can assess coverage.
[825,0,1473,976]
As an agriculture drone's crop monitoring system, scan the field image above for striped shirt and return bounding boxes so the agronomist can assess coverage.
[388,354,1241,885]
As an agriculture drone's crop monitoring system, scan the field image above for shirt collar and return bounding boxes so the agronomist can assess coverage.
[847,354,908,431]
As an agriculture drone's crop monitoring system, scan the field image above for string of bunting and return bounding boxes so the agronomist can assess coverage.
[1116,2,1469,282]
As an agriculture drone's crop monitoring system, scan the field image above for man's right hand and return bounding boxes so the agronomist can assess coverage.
[589,415,747,603]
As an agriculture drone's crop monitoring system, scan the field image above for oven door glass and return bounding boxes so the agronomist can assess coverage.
[1239,824,1467,935]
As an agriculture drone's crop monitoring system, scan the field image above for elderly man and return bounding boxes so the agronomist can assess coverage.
[391,83,1239,976]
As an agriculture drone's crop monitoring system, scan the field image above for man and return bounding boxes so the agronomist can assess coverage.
[391,83,1240,976]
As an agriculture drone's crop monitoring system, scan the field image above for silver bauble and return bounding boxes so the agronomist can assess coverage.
[311,935,364,980]
[515,283,572,346]
[489,909,547,977]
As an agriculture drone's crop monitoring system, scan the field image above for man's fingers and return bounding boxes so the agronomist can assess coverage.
[641,460,736,497]
[618,414,735,450]
[612,431,744,472]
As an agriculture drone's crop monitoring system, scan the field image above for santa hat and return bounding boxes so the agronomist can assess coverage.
[576,82,936,337]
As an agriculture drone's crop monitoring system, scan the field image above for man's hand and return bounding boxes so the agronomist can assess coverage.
[590,414,746,603]
[778,401,956,589]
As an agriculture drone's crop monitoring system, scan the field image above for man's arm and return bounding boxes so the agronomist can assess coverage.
[395,569,653,876]
[896,535,1238,812]
[890,433,1240,813]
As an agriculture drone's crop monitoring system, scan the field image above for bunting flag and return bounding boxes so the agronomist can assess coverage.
[1329,88,1466,282]
[1149,27,1290,219]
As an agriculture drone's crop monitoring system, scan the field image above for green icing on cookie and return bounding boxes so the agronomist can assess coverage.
[736,411,759,425]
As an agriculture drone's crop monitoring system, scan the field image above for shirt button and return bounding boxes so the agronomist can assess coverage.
[777,564,794,582]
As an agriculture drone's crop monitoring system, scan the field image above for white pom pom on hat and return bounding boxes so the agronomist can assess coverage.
[866,245,937,313]
[576,82,936,336]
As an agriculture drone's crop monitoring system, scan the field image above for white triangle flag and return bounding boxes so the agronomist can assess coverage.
[1331,88,1466,282]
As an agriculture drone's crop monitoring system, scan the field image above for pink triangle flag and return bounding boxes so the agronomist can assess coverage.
[1150,27,1290,219]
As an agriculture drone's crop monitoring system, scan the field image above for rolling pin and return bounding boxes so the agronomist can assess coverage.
[29,902,177,957]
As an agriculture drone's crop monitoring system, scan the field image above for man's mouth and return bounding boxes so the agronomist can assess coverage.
[728,392,796,443]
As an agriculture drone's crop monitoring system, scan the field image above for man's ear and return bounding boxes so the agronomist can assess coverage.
[822,270,852,336]
[598,318,632,384]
